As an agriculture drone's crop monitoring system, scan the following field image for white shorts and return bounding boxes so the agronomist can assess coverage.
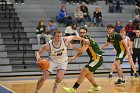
[47,61,68,73]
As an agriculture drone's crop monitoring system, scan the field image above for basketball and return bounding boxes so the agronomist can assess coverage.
[36,58,50,71]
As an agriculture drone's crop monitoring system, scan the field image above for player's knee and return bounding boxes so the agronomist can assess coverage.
[81,68,88,75]
[56,76,63,83]
[41,76,47,81]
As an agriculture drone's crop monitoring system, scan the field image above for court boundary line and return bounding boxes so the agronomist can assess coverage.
[0,84,16,93]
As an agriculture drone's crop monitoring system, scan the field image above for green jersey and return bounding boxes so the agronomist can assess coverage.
[107,33,126,53]
[84,35,103,61]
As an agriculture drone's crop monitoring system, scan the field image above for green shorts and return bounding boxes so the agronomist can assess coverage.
[116,51,126,64]
[85,56,103,72]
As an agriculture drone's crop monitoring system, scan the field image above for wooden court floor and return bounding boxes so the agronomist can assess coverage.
[0,75,140,93]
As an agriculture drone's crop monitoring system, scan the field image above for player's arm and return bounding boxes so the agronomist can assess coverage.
[100,42,110,51]
[68,40,89,53]
[70,52,83,62]
[64,36,85,45]
[127,37,131,50]
[35,43,50,60]
[121,39,131,57]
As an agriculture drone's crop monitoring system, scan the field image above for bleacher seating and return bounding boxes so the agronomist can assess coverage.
[0,0,138,76]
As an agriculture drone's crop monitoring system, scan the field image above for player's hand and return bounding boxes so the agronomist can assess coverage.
[36,58,43,64]
[70,56,75,62]
[112,49,116,53]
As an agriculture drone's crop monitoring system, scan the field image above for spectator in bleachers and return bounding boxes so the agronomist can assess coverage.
[74,6,86,27]
[15,0,24,4]
[115,0,122,13]
[109,3,115,13]
[35,20,48,45]
[89,0,97,5]
[125,20,136,41]
[133,21,140,37]
[91,7,103,27]
[133,15,140,29]
[105,0,113,5]
[135,1,140,15]
[125,20,136,53]
[114,20,123,33]
[56,5,72,26]
[66,0,79,4]
[126,0,135,5]
[65,23,79,36]
[80,2,91,22]
[46,20,58,40]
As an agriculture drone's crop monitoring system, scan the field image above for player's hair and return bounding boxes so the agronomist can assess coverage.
[53,30,62,36]
[39,20,45,25]
[120,29,126,32]
[107,24,114,29]
[79,27,88,33]
[48,20,54,23]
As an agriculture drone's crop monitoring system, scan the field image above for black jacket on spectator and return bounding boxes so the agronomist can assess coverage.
[80,6,89,18]
[36,25,46,34]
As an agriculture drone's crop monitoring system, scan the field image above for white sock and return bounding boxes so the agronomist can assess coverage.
[35,89,39,93]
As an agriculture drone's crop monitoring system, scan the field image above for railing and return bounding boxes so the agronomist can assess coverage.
[22,44,26,69]
[0,0,8,17]
[8,9,12,30]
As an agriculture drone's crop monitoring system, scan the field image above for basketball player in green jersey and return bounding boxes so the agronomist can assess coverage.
[101,25,138,85]
[63,27,103,93]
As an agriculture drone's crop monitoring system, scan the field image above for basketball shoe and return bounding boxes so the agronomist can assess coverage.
[88,86,101,93]
[63,87,77,93]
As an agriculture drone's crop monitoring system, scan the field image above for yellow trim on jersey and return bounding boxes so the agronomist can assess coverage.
[88,46,100,61]
[119,41,125,51]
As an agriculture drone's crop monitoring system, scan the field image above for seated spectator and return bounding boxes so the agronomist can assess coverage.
[126,0,135,5]
[114,20,123,33]
[109,3,115,13]
[66,0,78,4]
[133,21,140,37]
[125,20,136,41]
[92,7,103,27]
[46,20,58,40]
[125,20,136,52]
[65,23,79,36]
[115,0,122,13]
[89,0,97,5]
[15,0,24,4]
[74,6,86,27]
[35,20,48,45]
[133,15,140,29]
[80,2,91,22]
[56,5,72,26]
[135,1,140,15]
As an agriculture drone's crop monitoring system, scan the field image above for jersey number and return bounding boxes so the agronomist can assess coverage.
[57,52,62,56]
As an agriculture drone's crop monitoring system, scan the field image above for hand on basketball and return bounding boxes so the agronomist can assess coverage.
[36,58,50,71]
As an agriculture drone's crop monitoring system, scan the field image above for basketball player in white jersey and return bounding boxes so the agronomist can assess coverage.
[108,29,132,78]
[35,30,87,93]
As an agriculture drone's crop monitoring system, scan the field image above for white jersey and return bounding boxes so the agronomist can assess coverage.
[124,36,129,44]
[48,37,68,63]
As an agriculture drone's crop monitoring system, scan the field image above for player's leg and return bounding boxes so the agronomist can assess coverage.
[114,59,124,84]
[53,69,65,93]
[86,57,103,92]
[35,61,57,93]
[63,67,88,93]
[86,72,101,92]
[53,61,68,93]
[35,71,51,93]
[108,62,116,78]
[127,53,138,77]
